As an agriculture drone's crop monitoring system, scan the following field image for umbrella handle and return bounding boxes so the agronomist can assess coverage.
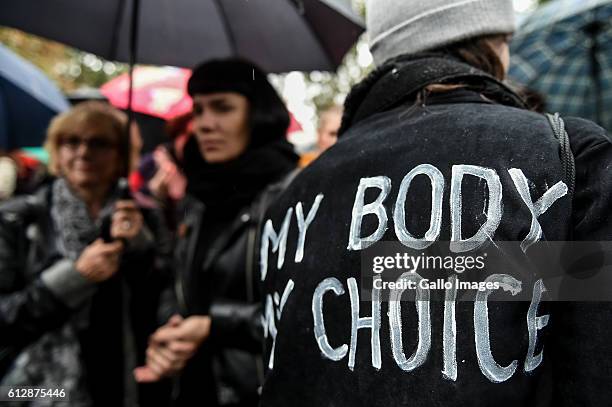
[123,0,141,178]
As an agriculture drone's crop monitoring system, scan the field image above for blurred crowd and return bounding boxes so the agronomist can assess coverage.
[0,57,341,407]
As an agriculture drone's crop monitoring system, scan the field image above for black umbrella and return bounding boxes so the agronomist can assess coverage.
[0,0,364,73]
[2,0,363,171]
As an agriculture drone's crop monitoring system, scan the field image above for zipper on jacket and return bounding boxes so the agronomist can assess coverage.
[176,199,205,314]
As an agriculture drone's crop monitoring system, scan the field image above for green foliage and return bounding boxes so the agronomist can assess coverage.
[0,27,126,92]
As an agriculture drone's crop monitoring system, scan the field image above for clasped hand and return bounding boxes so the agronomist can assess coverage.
[134,314,211,382]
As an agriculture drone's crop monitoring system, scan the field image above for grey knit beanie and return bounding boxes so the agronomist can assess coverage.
[367,0,516,66]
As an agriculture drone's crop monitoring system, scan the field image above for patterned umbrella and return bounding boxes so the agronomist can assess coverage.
[509,0,612,131]
[101,66,192,120]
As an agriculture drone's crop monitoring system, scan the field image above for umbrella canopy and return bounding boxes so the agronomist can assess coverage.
[0,0,364,73]
[101,66,191,120]
[0,43,70,149]
[509,0,612,131]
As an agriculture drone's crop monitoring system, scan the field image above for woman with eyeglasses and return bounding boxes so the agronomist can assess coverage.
[0,101,173,406]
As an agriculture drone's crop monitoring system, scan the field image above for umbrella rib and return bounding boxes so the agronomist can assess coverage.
[213,0,238,55]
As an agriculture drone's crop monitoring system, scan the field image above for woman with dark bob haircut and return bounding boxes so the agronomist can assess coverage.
[134,58,299,407]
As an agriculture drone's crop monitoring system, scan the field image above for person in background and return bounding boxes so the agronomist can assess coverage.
[258,0,612,406]
[129,113,190,230]
[0,150,50,201]
[134,58,299,407]
[299,104,343,167]
[0,101,173,406]
[0,154,17,200]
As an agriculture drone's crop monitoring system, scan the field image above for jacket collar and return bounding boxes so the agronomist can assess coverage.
[340,53,527,136]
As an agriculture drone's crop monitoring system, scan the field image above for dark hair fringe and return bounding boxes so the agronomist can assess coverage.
[188,58,289,147]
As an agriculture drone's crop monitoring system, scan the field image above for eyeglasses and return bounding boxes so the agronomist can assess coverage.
[59,135,117,152]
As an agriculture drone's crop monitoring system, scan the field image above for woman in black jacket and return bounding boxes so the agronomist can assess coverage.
[0,101,173,406]
[135,58,298,407]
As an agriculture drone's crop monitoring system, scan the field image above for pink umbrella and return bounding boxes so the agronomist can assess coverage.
[101,66,192,120]
[287,113,303,134]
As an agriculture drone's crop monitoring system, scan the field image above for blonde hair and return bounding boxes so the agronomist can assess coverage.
[317,105,343,131]
[45,101,131,176]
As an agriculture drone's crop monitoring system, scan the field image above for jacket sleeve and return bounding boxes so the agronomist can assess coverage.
[0,216,96,348]
[205,173,299,354]
[549,118,612,406]
[122,207,179,327]
[208,301,262,353]
[568,118,612,240]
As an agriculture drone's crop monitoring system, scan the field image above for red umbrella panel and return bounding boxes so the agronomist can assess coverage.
[101,66,192,120]
[287,113,303,134]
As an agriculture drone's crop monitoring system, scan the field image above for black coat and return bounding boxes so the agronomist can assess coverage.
[0,184,174,406]
[259,56,612,406]
[173,172,295,407]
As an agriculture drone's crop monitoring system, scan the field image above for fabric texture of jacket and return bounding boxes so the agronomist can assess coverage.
[259,55,612,407]
[0,183,174,406]
[173,170,297,407]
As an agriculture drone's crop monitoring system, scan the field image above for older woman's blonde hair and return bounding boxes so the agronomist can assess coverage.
[45,101,132,177]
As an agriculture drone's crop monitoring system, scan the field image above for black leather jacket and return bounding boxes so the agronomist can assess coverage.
[174,172,296,406]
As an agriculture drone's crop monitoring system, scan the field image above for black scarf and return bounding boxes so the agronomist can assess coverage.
[182,135,298,215]
[340,53,527,136]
